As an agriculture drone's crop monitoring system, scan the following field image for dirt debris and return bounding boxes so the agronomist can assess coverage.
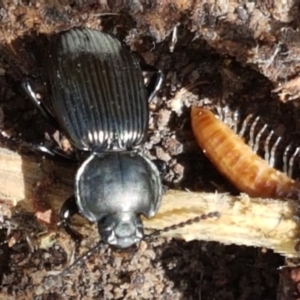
[1,0,300,299]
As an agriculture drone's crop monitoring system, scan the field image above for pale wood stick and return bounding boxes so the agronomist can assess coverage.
[0,147,299,257]
[143,191,300,257]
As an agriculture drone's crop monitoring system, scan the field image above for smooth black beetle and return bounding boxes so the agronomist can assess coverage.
[23,28,163,249]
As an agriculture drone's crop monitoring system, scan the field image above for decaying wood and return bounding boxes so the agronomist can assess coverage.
[145,191,300,258]
[0,146,299,257]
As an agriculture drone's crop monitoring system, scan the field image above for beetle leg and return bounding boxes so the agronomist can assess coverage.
[23,80,77,161]
[33,142,77,161]
[22,79,58,128]
[148,69,163,103]
[60,195,83,243]
[152,159,167,176]
[141,63,164,102]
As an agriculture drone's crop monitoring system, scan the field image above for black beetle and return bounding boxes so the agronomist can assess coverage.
[23,28,163,249]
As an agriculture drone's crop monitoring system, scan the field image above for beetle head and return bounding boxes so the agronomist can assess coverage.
[99,212,143,248]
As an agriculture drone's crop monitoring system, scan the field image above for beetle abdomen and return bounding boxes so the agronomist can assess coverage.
[45,28,147,151]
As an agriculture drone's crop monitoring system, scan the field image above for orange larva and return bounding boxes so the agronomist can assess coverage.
[191,106,300,200]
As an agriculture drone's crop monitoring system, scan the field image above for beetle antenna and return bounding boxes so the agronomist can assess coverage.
[42,240,104,291]
[145,211,221,240]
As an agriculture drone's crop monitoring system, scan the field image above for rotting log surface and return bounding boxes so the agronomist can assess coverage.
[1,147,299,258]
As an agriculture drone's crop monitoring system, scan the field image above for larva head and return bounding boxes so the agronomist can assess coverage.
[41,211,220,291]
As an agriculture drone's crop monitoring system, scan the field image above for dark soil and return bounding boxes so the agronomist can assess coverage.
[0,1,299,299]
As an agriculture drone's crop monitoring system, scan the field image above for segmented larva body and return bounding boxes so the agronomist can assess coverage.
[191,106,300,200]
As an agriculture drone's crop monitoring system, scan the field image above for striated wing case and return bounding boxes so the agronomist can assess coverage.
[44,28,148,151]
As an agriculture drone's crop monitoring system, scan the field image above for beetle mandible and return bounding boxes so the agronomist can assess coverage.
[23,28,163,249]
